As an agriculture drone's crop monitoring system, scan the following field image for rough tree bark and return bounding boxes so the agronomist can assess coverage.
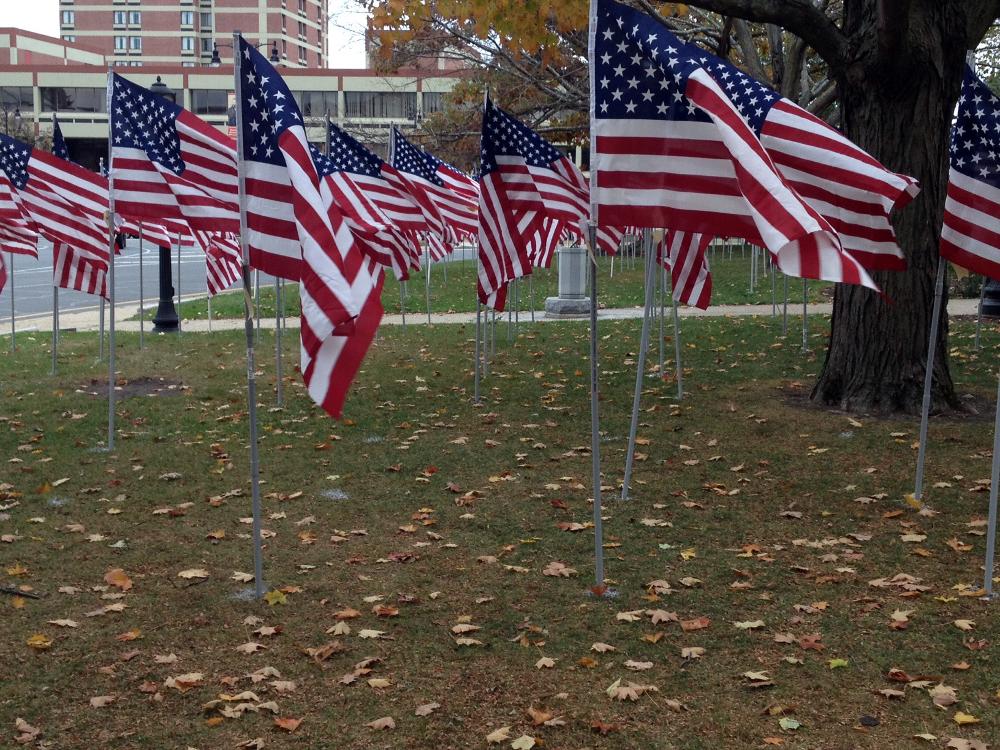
[689,0,1000,414]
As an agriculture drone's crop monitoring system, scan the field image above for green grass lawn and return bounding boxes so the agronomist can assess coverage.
[2,312,999,748]
[143,247,835,322]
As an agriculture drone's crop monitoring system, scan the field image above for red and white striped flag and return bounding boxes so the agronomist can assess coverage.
[657,231,713,309]
[194,231,243,295]
[110,73,240,236]
[389,128,479,241]
[53,243,109,298]
[478,97,590,309]
[590,0,885,290]
[940,66,1000,280]
[0,133,109,263]
[238,38,381,418]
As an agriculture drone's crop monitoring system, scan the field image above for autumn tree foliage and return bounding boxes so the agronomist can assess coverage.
[365,0,1000,414]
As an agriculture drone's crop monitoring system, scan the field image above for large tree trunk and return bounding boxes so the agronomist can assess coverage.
[811,1,971,414]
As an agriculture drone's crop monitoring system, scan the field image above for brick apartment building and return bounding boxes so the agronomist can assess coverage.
[58,0,328,69]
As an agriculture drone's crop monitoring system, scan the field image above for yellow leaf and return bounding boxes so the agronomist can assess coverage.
[26,633,53,650]
[264,590,287,606]
[953,711,980,725]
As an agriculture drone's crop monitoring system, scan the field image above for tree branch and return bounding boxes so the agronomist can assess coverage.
[732,19,768,81]
[682,0,849,71]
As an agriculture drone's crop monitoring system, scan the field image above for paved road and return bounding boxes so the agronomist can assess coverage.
[0,241,479,328]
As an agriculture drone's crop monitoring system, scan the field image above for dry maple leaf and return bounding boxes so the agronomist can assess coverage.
[14,717,41,745]
[591,642,616,653]
[542,561,578,577]
[511,736,536,750]
[527,706,553,725]
[274,716,302,732]
[176,568,209,580]
[89,695,116,708]
[415,702,440,717]
[235,641,266,655]
[624,660,654,671]
[104,568,132,591]
[535,656,556,669]
[681,646,706,659]
[366,716,395,730]
[486,726,512,744]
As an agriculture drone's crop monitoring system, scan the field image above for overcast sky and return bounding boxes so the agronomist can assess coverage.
[0,0,367,66]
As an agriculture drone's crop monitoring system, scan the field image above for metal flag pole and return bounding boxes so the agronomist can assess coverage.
[208,295,213,332]
[982,371,1000,599]
[528,273,535,323]
[51,284,58,375]
[176,231,182,334]
[474,296,482,404]
[425,249,432,325]
[232,30,266,599]
[622,229,656,500]
[255,269,261,338]
[913,258,947,502]
[587,226,605,586]
[670,270,684,400]
[7,252,13,352]
[491,307,497,358]
[99,297,105,360]
[976,278,986,350]
[274,276,283,406]
[659,259,666,376]
[399,280,407,330]
[750,246,756,293]
[138,225,144,349]
[514,277,520,334]
[105,67,117,451]
[507,285,513,340]
[782,274,789,335]
[801,279,809,352]
[770,255,777,316]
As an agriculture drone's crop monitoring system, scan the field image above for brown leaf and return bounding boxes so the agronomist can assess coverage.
[274,716,302,732]
[365,716,395,730]
[104,568,132,592]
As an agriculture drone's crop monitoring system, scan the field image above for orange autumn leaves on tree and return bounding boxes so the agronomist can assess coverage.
[367,0,688,61]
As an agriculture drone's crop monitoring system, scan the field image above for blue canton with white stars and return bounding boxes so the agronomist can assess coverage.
[111,73,185,175]
[480,98,567,176]
[392,129,443,186]
[323,121,384,178]
[951,66,1000,191]
[595,0,779,135]
[0,132,32,189]
[52,117,71,162]
[238,37,304,165]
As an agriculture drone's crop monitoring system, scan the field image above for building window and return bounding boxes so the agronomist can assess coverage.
[181,37,195,52]
[128,11,141,24]
[298,45,306,62]
[113,10,126,25]
[298,0,306,12]
[344,91,418,119]
[201,37,213,53]
[114,36,127,50]
[199,12,212,28]
[182,61,195,67]
[41,86,106,113]
[298,21,306,38]
[60,10,75,25]
[180,11,194,26]
[62,34,76,42]
[1,87,33,110]
[191,89,228,115]
[129,36,142,50]
[422,92,444,115]
[295,90,337,117]
[129,61,143,67]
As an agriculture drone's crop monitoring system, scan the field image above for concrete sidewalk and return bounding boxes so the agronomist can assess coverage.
[2,297,983,334]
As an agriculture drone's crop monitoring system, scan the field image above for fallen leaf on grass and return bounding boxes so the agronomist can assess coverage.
[274,717,302,732]
[14,717,41,744]
[953,711,980,725]
[591,642,616,653]
[542,561,577,577]
[414,702,440,717]
[953,619,975,631]
[177,568,209,580]
[104,568,132,591]
[947,739,988,750]
[47,619,79,628]
[486,726,512,744]
[734,620,765,630]
[511,736,536,750]
[535,657,556,669]
[89,695,115,708]
[365,716,395,730]
[681,646,706,659]
[26,634,52,651]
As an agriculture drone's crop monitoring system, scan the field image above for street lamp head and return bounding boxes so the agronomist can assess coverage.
[269,42,280,65]
[149,76,176,104]
[210,43,221,67]
[13,107,21,129]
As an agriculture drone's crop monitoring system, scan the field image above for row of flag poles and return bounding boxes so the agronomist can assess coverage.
[1,2,999,597]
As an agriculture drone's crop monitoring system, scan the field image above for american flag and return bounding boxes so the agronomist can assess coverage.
[238,37,381,418]
[478,97,590,308]
[389,127,479,241]
[0,133,110,263]
[53,242,109,298]
[311,139,419,280]
[52,114,71,162]
[0,175,38,257]
[110,73,240,238]
[526,219,567,269]
[590,0,882,290]
[194,231,243,295]
[657,231,712,309]
[940,66,1000,280]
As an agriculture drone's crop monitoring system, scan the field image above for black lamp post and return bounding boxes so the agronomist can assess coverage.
[148,76,180,333]
[210,40,280,67]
